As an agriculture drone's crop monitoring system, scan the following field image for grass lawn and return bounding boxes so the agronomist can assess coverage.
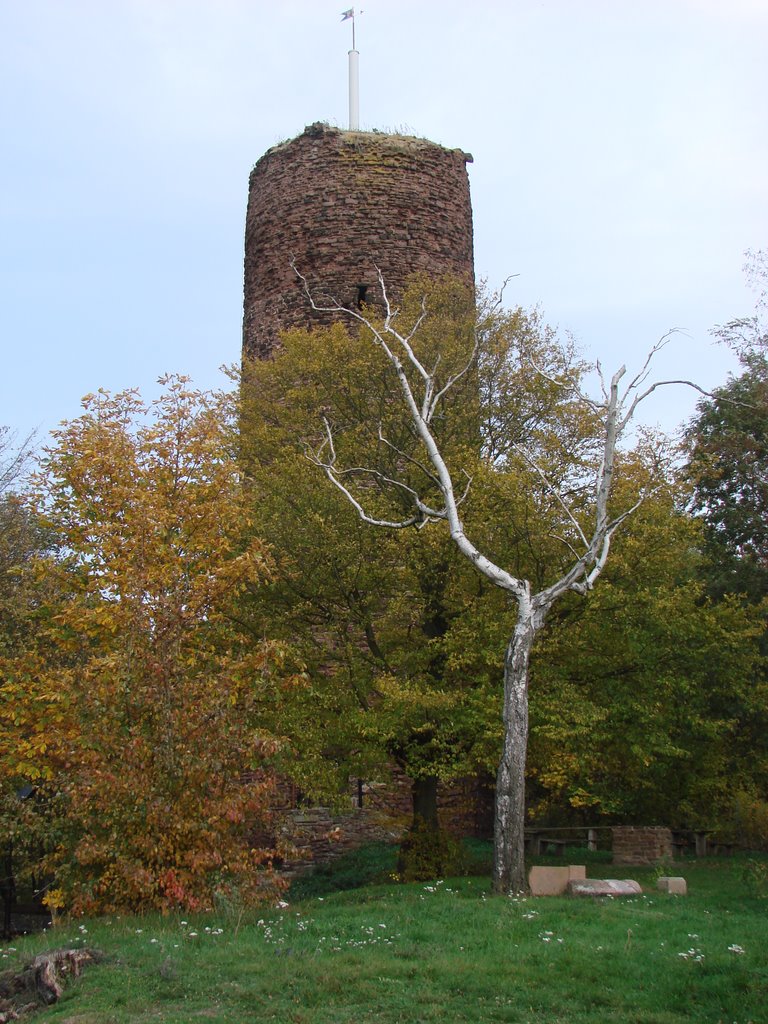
[2,850,766,1023]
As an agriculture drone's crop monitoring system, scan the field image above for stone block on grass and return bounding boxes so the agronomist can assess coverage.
[567,878,642,897]
[657,876,687,895]
[529,865,586,896]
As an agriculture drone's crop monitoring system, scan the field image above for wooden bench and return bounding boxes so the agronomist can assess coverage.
[524,828,605,856]
[672,829,715,858]
[524,831,570,856]
[671,830,688,858]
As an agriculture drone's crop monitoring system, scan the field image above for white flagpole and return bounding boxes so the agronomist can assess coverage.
[342,8,360,130]
[349,46,359,130]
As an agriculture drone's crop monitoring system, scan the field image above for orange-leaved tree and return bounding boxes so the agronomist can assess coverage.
[21,377,294,913]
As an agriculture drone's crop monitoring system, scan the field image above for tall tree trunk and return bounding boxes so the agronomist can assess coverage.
[492,611,538,894]
[397,775,446,881]
[411,775,439,829]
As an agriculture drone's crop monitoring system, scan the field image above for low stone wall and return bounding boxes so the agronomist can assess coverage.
[272,772,494,875]
[612,826,674,865]
[277,806,403,875]
[438,775,494,839]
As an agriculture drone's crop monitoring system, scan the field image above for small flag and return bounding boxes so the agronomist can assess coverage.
[341,8,354,19]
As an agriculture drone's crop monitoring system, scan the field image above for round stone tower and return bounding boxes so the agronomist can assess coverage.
[242,122,474,360]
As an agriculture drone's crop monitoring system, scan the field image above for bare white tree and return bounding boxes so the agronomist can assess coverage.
[296,264,706,894]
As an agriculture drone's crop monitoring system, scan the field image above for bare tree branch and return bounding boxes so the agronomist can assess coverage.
[291,266,696,895]
[511,442,590,550]
[427,337,480,422]
[623,331,677,395]
[306,418,445,529]
[0,426,36,495]
[376,425,443,492]
[618,378,712,434]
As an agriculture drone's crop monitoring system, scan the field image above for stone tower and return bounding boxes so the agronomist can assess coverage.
[242,122,475,360]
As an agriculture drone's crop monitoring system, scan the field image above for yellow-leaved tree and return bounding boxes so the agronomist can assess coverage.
[10,377,294,913]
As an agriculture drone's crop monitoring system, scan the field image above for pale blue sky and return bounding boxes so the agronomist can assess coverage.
[1,0,766,444]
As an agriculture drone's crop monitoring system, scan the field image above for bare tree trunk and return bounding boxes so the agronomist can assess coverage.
[300,271,691,896]
[493,612,537,894]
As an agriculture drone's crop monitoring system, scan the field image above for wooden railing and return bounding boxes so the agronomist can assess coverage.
[523,826,611,856]
[523,826,739,858]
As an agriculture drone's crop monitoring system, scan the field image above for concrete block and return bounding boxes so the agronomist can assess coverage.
[657,876,687,895]
[529,865,586,896]
[568,878,642,897]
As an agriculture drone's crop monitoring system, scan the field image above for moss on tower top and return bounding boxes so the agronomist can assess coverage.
[255,122,473,170]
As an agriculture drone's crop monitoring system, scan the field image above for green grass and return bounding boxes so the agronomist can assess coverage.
[2,853,766,1023]
[288,840,399,899]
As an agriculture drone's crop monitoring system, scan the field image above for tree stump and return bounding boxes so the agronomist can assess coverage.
[0,948,102,1021]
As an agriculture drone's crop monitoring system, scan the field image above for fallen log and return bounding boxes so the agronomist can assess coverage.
[0,948,102,1021]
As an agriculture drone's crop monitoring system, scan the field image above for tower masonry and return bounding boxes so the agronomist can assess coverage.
[242,122,474,360]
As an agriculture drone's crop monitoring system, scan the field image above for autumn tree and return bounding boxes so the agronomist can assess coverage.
[296,269,704,894]
[5,379,292,913]
[0,426,54,934]
[0,425,41,669]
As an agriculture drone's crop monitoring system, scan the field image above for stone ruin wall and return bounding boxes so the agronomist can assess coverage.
[242,122,474,360]
[612,826,674,865]
[273,769,494,876]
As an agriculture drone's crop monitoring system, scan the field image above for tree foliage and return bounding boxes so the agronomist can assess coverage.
[686,351,768,601]
[679,251,768,828]
[1,379,292,913]
[238,283,499,813]
[528,469,768,826]
[295,270,733,892]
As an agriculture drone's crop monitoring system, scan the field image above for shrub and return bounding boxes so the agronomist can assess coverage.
[742,857,768,898]
[397,820,466,882]
[717,791,768,851]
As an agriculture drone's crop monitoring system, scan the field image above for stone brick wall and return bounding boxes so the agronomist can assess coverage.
[268,769,494,875]
[612,826,674,865]
[358,767,494,839]
[277,806,402,876]
[242,122,475,359]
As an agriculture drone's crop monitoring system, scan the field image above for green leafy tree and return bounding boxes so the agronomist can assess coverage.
[238,278,585,860]
[527,464,768,825]
[682,251,768,833]
[686,351,768,601]
[298,269,704,893]
[238,284,501,858]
